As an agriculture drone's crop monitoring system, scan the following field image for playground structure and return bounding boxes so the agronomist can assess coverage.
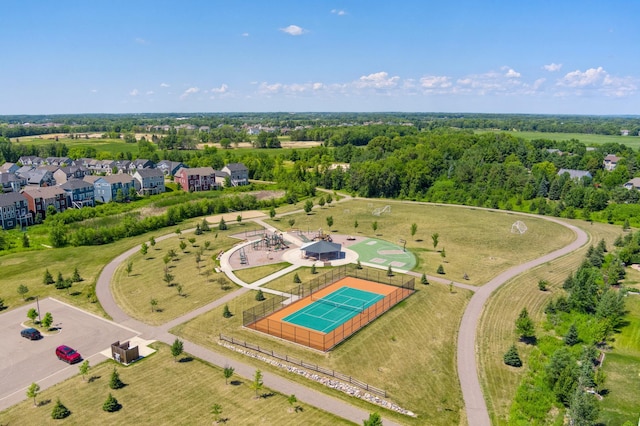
[312,228,333,242]
[372,205,391,216]
[252,231,289,251]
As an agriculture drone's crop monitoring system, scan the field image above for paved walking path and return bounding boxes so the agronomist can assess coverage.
[455,215,588,426]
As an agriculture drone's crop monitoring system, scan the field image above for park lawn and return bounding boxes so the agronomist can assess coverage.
[268,199,575,285]
[111,229,240,325]
[262,266,333,292]
[233,262,292,284]
[598,295,640,425]
[0,343,350,426]
[475,130,640,149]
[0,216,209,317]
[477,220,624,425]
[172,276,472,426]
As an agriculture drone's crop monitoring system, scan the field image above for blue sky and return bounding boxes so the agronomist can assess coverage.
[1,1,639,115]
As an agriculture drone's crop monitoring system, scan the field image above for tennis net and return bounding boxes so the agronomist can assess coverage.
[310,295,364,313]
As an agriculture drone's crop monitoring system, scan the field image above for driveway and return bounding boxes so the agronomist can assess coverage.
[0,298,138,410]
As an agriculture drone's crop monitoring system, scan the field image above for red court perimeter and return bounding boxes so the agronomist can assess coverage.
[246,276,414,351]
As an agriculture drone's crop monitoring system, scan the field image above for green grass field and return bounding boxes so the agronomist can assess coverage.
[476,130,640,149]
[111,230,240,325]
[14,136,140,157]
[476,220,628,424]
[233,262,292,284]
[0,343,351,426]
[269,200,575,285]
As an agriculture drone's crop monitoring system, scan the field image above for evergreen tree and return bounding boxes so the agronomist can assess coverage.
[218,218,228,230]
[437,264,445,274]
[222,304,232,318]
[564,324,579,346]
[51,399,70,419]
[103,393,121,412]
[43,269,54,285]
[72,267,82,282]
[515,307,535,342]
[109,368,124,389]
[421,273,428,285]
[569,390,599,426]
[255,289,266,301]
[503,345,523,367]
[293,273,301,283]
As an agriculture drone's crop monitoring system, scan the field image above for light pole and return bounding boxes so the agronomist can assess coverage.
[35,295,41,323]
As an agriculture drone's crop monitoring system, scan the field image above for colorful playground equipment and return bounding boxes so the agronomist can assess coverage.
[252,231,289,251]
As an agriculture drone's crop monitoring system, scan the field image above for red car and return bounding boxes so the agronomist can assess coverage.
[55,345,82,364]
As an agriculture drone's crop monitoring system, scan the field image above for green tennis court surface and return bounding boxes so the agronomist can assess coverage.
[283,287,384,333]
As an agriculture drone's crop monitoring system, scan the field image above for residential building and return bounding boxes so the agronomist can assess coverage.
[174,167,217,192]
[129,159,155,173]
[603,154,621,171]
[133,168,165,196]
[623,178,640,191]
[17,156,44,166]
[93,174,136,202]
[0,192,32,230]
[221,163,249,186]
[44,156,72,166]
[60,179,95,208]
[0,173,25,193]
[53,166,90,185]
[0,162,19,174]
[22,186,68,219]
[157,160,186,176]
[23,168,55,187]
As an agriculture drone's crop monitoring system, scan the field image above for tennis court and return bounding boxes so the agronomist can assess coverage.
[283,287,385,333]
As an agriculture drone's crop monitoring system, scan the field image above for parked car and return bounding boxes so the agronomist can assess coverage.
[20,328,42,340]
[55,345,82,364]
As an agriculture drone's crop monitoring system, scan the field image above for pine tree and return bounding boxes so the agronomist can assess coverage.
[222,304,232,318]
[255,290,265,301]
[515,307,535,342]
[51,398,70,419]
[437,264,445,274]
[43,269,54,285]
[102,393,121,412]
[564,324,579,346]
[503,345,522,367]
[109,368,124,389]
[421,273,428,285]
[293,273,301,283]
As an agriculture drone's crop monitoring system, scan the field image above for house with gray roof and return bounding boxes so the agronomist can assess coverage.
[133,168,165,195]
[60,179,95,208]
[221,163,249,186]
[22,186,68,219]
[0,173,25,193]
[157,160,186,176]
[94,174,136,202]
[0,162,19,174]
[0,192,32,230]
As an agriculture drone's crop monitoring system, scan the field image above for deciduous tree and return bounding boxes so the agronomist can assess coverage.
[223,366,234,385]
[26,382,40,406]
[171,338,184,362]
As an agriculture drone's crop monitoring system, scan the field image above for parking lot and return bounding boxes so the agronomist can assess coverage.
[0,298,138,410]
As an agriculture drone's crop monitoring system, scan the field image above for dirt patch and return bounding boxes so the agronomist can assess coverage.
[246,190,285,201]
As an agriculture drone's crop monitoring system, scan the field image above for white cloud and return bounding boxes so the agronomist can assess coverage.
[555,67,637,97]
[241,32,249,37]
[129,89,139,96]
[355,72,400,89]
[90,89,98,93]
[504,68,521,78]
[420,75,452,90]
[135,37,149,45]
[210,84,229,94]
[160,83,170,87]
[331,9,346,16]
[257,81,326,96]
[146,90,154,95]
[543,63,562,72]
[558,67,607,87]
[280,25,306,36]
[180,87,200,100]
